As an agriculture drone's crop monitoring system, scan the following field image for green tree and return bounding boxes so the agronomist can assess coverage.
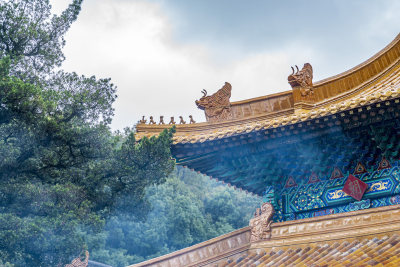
[0,1,175,266]
[0,0,82,81]
[88,167,261,267]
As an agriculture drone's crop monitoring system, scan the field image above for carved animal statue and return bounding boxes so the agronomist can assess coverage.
[169,116,176,124]
[139,116,146,124]
[249,202,275,242]
[149,116,156,124]
[65,251,89,267]
[189,115,196,124]
[195,82,232,122]
[288,63,313,97]
[179,116,186,124]
[254,208,261,217]
[159,116,165,125]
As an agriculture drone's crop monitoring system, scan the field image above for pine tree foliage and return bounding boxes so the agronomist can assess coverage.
[0,1,175,266]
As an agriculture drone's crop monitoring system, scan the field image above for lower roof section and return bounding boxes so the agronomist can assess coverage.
[128,204,400,267]
[220,233,400,266]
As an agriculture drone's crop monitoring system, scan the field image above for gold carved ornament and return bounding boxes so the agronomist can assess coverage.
[149,116,156,124]
[159,116,165,125]
[288,63,314,97]
[139,116,146,124]
[189,115,196,124]
[195,82,233,123]
[249,202,275,242]
[179,116,186,124]
[169,117,176,124]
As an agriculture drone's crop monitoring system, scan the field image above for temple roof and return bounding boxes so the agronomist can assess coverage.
[217,234,400,266]
[135,34,400,194]
[129,36,400,267]
[136,33,400,144]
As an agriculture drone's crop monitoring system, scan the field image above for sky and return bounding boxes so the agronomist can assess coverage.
[50,0,400,130]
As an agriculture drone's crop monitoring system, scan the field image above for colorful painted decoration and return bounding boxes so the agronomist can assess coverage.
[354,162,367,175]
[342,174,368,201]
[378,157,392,170]
[270,163,400,222]
[285,176,297,188]
[330,167,344,179]
[308,172,321,184]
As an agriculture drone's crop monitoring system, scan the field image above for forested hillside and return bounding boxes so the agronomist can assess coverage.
[87,167,261,267]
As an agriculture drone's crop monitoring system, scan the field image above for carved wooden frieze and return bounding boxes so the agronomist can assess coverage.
[195,82,233,123]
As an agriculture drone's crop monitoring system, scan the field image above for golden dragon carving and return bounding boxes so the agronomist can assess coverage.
[195,82,232,123]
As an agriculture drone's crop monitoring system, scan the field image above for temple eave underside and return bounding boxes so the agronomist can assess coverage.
[173,93,400,195]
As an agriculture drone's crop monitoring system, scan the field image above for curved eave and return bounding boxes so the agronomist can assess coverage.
[136,33,400,145]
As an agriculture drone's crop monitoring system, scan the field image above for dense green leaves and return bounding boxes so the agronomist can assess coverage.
[0,0,175,266]
[0,0,82,80]
[87,167,261,267]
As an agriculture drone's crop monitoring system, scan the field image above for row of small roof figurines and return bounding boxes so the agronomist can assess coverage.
[139,115,196,125]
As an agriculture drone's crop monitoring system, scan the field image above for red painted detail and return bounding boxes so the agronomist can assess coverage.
[354,162,367,175]
[378,157,392,170]
[330,167,344,179]
[285,176,297,188]
[342,174,368,201]
[308,172,321,184]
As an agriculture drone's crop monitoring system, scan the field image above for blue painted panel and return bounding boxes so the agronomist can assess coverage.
[267,165,400,222]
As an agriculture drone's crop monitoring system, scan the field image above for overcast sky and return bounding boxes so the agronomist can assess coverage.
[50,0,400,130]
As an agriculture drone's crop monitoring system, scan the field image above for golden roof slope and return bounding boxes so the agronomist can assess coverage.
[217,234,400,267]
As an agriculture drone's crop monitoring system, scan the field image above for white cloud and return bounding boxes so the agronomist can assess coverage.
[365,0,400,38]
[51,0,322,130]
